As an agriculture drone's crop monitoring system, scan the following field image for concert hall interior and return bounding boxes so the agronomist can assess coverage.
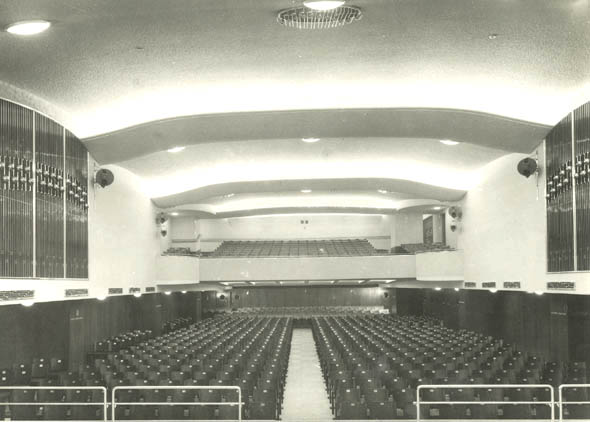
[0,1,589,421]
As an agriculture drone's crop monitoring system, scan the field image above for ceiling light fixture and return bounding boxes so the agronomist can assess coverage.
[96,295,107,301]
[454,288,460,291]
[167,146,185,153]
[225,193,235,198]
[164,291,172,295]
[278,4,361,29]
[133,292,142,298]
[181,291,187,294]
[303,1,345,11]
[434,287,442,291]
[6,20,51,36]
[21,300,35,307]
[489,289,498,293]
[301,137,320,143]
[170,212,179,216]
[433,206,442,210]
[534,291,544,296]
[377,190,388,194]
[440,139,460,146]
[301,189,312,193]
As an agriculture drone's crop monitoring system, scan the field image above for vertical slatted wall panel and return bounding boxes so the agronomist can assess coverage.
[546,113,574,272]
[574,102,590,270]
[35,114,64,278]
[0,99,34,278]
[65,130,89,279]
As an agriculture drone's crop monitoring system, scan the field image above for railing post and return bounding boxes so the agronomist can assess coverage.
[559,384,563,422]
[111,386,118,422]
[102,386,108,422]
[416,385,421,422]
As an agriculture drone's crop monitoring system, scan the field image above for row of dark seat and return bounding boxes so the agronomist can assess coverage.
[0,315,293,420]
[313,314,590,420]
[210,239,380,258]
[0,358,67,387]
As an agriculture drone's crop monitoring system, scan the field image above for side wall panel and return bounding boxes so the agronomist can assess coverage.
[65,130,89,278]
[0,99,34,278]
[35,114,64,278]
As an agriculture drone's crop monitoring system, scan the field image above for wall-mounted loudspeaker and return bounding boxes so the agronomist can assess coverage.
[156,213,168,237]
[383,292,389,298]
[219,294,226,300]
[94,168,115,188]
[517,157,539,178]
[448,206,462,220]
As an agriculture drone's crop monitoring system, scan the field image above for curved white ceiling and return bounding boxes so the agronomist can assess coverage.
[124,137,499,200]
[0,0,587,138]
[1,0,587,216]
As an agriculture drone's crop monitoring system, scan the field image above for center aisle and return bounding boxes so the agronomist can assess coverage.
[281,328,334,421]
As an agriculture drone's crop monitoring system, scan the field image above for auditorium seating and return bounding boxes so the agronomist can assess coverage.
[209,239,380,257]
[395,243,453,254]
[234,306,388,316]
[162,317,193,334]
[313,314,587,420]
[1,315,292,420]
[162,247,199,257]
[0,312,588,420]
[94,329,154,353]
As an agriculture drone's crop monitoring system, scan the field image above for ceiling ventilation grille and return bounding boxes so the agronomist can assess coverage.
[277,6,362,29]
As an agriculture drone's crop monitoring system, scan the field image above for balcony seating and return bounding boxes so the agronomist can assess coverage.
[162,247,199,257]
[210,239,380,258]
[396,242,453,254]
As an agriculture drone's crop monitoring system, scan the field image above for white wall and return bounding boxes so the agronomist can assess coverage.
[390,213,424,247]
[432,214,444,243]
[445,212,459,249]
[169,216,199,251]
[156,255,199,284]
[88,164,163,295]
[458,146,590,294]
[416,250,464,281]
[200,214,392,248]
[200,255,416,282]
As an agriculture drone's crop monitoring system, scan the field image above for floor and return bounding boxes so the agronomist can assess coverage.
[281,328,334,421]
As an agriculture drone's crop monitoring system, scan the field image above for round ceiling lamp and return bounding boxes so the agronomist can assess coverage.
[278,4,362,29]
[6,20,51,36]
[304,1,345,11]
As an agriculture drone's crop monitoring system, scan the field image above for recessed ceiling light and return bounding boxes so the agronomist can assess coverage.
[385,279,396,284]
[433,206,442,210]
[301,137,320,143]
[301,189,312,193]
[21,300,35,307]
[96,295,107,301]
[170,212,179,216]
[225,193,235,198]
[6,20,51,36]
[378,190,388,194]
[440,140,460,146]
[489,289,498,293]
[133,292,142,298]
[454,287,460,291]
[434,287,442,291]
[181,291,187,294]
[534,291,544,296]
[164,291,172,295]
[167,146,185,153]
[303,1,345,11]
[488,33,499,40]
